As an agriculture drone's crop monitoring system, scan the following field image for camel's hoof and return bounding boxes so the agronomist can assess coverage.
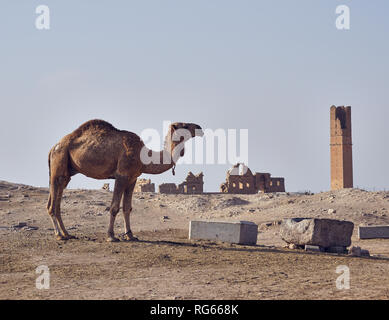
[56,235,67,241]
[64,235,77,240]
[122,234,139,242]
[106,236,120,242]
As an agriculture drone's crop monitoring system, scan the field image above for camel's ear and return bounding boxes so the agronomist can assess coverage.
[171,123,184,130]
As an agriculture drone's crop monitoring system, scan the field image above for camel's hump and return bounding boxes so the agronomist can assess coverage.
[74,119,119,134]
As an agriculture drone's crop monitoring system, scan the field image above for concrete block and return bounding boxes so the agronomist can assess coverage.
[358,225,389,239]
[189,220,258,245]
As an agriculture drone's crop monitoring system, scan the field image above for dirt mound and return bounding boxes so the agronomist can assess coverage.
[214,196,250,209]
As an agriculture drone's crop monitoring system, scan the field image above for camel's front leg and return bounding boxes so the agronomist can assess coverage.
[107,178,127,242]
[122,181,138,241]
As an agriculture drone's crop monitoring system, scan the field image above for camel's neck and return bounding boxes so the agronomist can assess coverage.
[141,129,181,175]
[141,149,175,174]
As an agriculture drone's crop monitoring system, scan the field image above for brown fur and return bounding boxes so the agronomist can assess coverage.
[47,119,203,241]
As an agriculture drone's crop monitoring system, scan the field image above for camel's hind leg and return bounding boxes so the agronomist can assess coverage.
[48,175,72,240]
[55,176,75,239]
[106,177,127,242]
[47,190,62,240]
[47,147,73,240]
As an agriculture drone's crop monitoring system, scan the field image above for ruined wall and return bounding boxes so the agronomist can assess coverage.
[220,163,256,194]
[267,177,285,193]
[134,179,155,193]
[159,172,204,194]
[223,175,256,194]
[255,173,271,193]
[221,163,286,194]
[330,106,353,190]
[158,183,179,194]
[179,172,204,194]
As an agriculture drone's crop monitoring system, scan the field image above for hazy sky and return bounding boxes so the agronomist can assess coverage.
[0,0,388,192]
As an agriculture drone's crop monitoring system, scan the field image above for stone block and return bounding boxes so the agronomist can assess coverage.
[189,220,258,245]
[358,225,389,239]
[280,218,354,248]
[304,245,322,252]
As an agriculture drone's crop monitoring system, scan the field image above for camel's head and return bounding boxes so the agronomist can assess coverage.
[171,122,204,140]
[167,122,203,164]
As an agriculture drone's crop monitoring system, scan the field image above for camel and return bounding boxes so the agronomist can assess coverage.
[47,119,203,242]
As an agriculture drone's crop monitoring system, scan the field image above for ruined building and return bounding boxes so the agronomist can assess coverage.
[178,172,204,194]
[159,172,204,194]
[158,183,179,194]
[134,178,155,193]
[330,106,353,190]
[220,163,285,194]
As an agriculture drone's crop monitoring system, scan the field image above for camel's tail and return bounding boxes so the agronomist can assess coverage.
[47,149,52,211]
[48,149,52,185]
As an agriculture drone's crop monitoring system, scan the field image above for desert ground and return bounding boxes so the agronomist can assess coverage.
[1,180,389,300]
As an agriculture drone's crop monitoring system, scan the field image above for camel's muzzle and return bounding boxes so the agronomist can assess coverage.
[193,125,204,137]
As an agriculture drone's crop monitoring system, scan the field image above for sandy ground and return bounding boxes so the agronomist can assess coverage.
[1,180,389,300]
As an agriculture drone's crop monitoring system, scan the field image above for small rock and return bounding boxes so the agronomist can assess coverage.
[348,246,362,257]
[328,209,336,214]
[12,222,27,229]
[22,226,38,231]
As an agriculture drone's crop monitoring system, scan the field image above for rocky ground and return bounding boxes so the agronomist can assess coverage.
[1,180,389,299]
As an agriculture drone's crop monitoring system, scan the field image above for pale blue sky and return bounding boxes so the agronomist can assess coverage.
[0,0,388,192]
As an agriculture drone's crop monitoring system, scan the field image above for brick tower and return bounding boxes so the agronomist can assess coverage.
[330,106,353,190]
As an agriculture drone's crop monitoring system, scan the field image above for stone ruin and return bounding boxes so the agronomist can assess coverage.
[134,178,155,193]
[158,183,179,194]
[102,183,110,191]
[178,172,204,194]
[159,172,204,194]
[220,163,285,194]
